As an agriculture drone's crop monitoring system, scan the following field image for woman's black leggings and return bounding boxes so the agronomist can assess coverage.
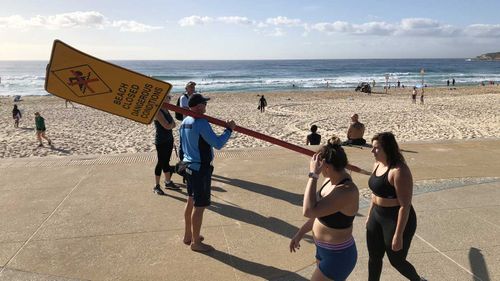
[366,205,420,281]
[155,141,173,177]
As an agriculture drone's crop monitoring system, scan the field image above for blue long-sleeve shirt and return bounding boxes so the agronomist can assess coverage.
[179,116,232,171]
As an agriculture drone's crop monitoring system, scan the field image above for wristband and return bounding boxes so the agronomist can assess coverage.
[308,172,319,179]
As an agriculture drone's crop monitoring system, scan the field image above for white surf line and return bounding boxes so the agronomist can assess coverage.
[0,166,94,275]
[415,234,484,281]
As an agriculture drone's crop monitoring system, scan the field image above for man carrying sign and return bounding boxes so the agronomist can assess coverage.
[180,93,236,252]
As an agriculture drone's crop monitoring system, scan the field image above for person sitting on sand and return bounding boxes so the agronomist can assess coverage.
[342,114,366,146]
[306,125,321,145]
[12,104,22,128]
[34,112,52,147]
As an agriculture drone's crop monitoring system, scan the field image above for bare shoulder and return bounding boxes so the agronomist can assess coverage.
[335,180,359,198]
[389,163,412,180]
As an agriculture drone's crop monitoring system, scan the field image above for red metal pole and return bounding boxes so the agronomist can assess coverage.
[163,103,369,175]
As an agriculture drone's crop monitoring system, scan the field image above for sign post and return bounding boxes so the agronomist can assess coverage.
[420,68,425,92]
[385,74,389,93]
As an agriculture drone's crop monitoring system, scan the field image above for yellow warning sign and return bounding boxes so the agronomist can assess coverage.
[45,40,172,124]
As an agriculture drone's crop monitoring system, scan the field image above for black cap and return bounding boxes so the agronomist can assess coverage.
[188,94,210,107]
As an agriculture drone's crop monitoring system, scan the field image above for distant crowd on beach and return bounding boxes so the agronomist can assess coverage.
[9,97,78,149]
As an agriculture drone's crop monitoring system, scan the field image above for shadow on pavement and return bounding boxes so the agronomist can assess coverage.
[202,249,308,281]
[212,174,302,206]
[469,247,490,281]
[165,192,313,243]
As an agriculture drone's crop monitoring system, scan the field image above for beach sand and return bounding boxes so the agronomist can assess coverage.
[1,85,499,158]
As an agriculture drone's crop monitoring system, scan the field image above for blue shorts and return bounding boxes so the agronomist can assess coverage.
[186,165,213,207]
[315,237,357,281]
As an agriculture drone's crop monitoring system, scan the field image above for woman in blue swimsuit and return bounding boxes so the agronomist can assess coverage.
[290,136,359,281]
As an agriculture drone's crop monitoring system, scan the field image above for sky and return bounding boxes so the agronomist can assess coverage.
[1,0,500,60]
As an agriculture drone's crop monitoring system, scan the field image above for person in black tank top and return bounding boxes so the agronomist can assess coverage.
[366,132,426,281]
[152,99,179,195]
[306,125,321,145]
[290,136,359,281]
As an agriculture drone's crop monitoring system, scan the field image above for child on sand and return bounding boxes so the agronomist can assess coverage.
[34,112,52,147]
[12,105,22,128]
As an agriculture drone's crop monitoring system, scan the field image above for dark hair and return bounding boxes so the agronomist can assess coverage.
[317,135,347,171]
[310,125,318,133]
[371,132,405,166]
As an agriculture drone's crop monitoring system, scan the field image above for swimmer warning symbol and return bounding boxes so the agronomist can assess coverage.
[53,65,111,97]
[45,40,172,124]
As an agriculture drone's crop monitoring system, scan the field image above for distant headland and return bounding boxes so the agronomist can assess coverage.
[474,52,500,60]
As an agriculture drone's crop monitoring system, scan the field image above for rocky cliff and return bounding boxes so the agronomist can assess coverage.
[475,52,500,60]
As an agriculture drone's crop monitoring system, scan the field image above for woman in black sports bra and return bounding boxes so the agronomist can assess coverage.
[289,136,359,281]
[366,132,425,281]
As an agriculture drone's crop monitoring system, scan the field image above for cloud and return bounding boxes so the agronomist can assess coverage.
[309,21,354,33]
[396,18,458,36]
[0,11,161,32]
[176,14,500,40]
[178,15,255,26]
[112,20,163,32]
[267,28,285,37]
[265,16,302,27]
[464,24,500,37]
[178,15,214,26]
[217,16,254,25]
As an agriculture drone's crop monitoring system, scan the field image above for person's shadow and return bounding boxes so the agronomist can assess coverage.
[469,247,490,281]
[49,146,71,154]
[209,201,313,242]
[201,249,309,280]
[212,174,302,206]
[165,192,313,243]
[19,127,34,131]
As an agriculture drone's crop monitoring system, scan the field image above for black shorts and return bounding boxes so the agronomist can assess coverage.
[186,165,214,207]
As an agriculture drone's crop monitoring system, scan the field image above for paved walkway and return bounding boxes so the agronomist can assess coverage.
[0,140,499,280]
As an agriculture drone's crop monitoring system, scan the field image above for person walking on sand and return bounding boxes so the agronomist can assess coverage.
[411,87,417,104]
[366,132,426,281]
[12,104,22,128]
[180,93,236,252]
[258,95,267,113]
[65,100,76,108]
[306,125,321,145]
[290,136,359,281]
[152,95,180,196]
[452,78,455,86]
[34,112,52,147]
[420,89,424,104]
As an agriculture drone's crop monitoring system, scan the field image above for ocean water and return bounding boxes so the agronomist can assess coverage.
[1,59,500,96]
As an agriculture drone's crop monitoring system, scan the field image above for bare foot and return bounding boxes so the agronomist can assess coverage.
[183,235,204,245]
[190,241,214,252]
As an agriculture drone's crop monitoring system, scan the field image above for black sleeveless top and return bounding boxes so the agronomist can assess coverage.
[154,109,174,145]
[317,178,355,229]
[368,164,397,199]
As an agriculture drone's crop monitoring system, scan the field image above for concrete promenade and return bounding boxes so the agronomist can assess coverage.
[0,139,499,280]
